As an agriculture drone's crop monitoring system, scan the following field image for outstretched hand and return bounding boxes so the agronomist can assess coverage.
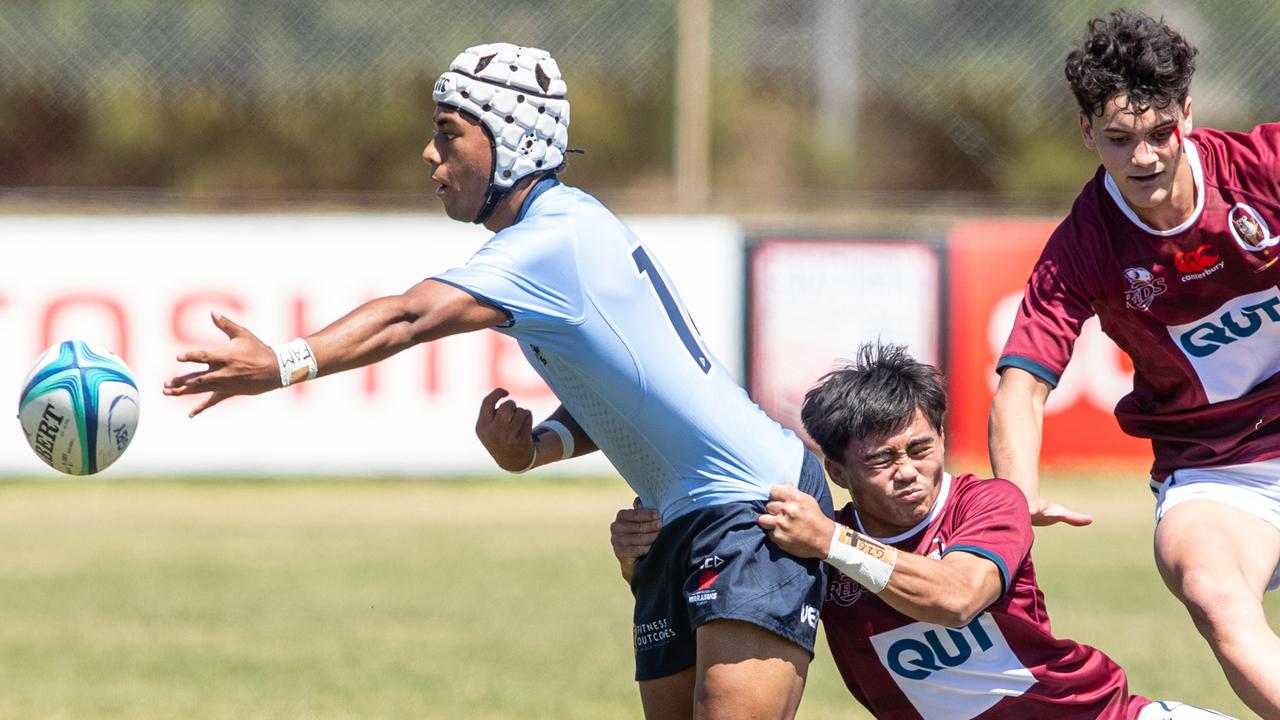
[1028,495,1093,527]
[474,388,536,472]
[162,312,278,417]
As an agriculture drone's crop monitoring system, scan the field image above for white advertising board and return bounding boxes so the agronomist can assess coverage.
[0,214,742,476]
[750,238,942,443]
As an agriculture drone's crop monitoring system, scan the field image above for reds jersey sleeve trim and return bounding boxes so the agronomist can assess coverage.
[996,354,1060,387]
[429,277,516,328]
[942,544,1010,596]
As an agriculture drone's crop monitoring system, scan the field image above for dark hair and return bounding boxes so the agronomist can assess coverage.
[1065,9,1197,117]
[800,343,946,464]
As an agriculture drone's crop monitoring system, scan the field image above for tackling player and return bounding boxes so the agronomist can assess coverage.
[987,11,1280,716]
[164,42,831,719]
[613,344,1236,719]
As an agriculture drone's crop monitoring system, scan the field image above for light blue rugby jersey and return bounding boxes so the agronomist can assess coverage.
[435,178,804,522]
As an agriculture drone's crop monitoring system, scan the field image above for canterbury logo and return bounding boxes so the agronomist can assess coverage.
[1175,245,1221,273]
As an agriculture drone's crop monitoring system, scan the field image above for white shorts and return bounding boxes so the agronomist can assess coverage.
[1151,457,1280,592]
[1137,700,1238,719]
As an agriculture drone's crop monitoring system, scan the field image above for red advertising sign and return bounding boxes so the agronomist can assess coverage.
[945,221,1149,471]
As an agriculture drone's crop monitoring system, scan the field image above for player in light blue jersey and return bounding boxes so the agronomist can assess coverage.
[164,42,831,719]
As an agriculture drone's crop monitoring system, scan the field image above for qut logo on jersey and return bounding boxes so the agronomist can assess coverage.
[1169,288,1280,404]
[885,615,994,681]
[870,614,1035,720]
[1176,294,1280,358]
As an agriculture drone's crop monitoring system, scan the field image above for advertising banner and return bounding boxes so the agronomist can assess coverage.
[945,220,1148,470]
[749,238,942,446]
[1,214,742,476]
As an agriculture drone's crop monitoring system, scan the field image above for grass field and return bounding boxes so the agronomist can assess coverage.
[0,472,1274,719]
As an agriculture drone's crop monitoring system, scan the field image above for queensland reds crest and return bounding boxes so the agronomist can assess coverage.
[1123,267,1167,311]
[827,573,865,607]
[1228,203,1278,252]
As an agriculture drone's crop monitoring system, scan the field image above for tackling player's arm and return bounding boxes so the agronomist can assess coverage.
[163,279,506,416]
[474,391,599,473]
[989,367,1093,527]
[990,367,1051,513]
[759,485,1003,628]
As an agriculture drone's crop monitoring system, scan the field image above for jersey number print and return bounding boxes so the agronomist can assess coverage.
[632,245,712,373]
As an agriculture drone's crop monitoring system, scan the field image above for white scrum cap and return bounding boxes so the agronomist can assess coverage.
[433,42,570,190]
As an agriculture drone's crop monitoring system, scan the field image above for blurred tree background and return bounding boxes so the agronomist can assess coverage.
[0,0,1276,213]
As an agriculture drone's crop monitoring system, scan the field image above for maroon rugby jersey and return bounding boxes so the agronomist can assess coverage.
[823,473,1148,719]
[999,124,1280,478]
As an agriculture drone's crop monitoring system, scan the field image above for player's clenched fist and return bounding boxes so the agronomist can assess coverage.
[610,498,661,583]
[758,484,837,559]
[474,388,536,472]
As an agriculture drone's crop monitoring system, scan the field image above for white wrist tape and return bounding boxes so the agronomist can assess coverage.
[535,420,575,460]
[511,444,538,474]
[274,338,318,388]
[825,524,896,593]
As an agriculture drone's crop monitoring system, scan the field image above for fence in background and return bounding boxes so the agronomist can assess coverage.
[2,0,1278,210]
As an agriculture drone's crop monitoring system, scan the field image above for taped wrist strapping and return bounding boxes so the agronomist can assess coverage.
[274,338,318,388]
[825,523,897,593]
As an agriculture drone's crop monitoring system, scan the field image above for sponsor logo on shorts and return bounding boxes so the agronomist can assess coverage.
[1123,267,1167,311]
[698,555,724,570]
[633,617,677,654]
[687,568,719,605]
[799,604,818,629]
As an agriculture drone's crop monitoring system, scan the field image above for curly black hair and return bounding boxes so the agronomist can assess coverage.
[800,343,946,464]
[1065,9,1198,118]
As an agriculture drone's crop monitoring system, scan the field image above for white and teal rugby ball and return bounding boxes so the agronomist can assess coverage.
[18,340,140,475]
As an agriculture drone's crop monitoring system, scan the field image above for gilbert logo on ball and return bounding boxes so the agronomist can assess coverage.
[17,340,140,475]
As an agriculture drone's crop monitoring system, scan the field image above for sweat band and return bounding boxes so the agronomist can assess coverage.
[274,338,318,387]
[825,523,897,593]
[534,419,575,460]
[510,444,538,474]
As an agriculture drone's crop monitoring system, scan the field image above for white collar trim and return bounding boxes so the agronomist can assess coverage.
[1102,139,1204,236]
[855,472,953,544]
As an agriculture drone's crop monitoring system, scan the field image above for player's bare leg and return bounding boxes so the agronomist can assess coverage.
[693,620,808,720]
[1155,500,1280,719]
[639,667,695,720]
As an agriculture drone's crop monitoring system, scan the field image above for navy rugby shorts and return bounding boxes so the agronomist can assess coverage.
[630,450,834,681]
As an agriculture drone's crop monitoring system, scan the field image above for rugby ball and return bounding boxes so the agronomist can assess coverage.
[17,340,140,475]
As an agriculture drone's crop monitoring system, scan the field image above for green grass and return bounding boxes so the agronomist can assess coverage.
[0,474,1273,719]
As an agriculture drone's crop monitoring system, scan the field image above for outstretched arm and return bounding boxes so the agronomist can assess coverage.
[164,279,507,417]
[760,485,1003,628]
[474,390,599,472]
[989,367,1092,527]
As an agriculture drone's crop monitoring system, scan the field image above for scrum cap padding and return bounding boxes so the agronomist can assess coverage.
[433,42,570,190]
